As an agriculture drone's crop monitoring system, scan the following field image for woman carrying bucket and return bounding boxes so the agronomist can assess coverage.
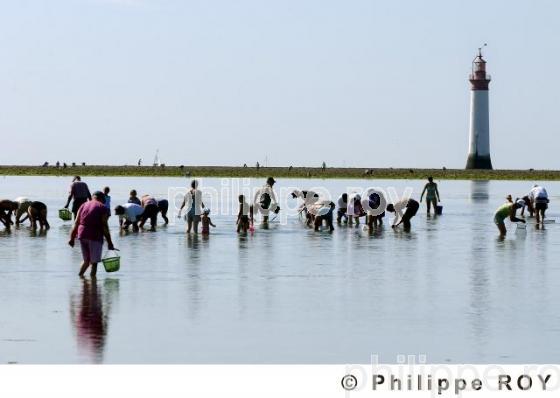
[69,191,116,277]
[420,177,441,215]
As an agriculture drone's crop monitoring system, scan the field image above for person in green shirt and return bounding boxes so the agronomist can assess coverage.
[494,199,525,236]
[420,177,440,215]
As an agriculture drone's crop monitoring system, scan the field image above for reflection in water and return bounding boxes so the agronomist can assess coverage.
[470,180,490,201]
[70,278,119,363]
[468,233,490,357]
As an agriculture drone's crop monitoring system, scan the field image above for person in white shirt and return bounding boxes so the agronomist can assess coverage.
[178,180,205,234]
[114,203,144,232]
[386,198,420,231]
[362,189,386,231]
[529,185,549,223]
[336,193,348,224]
[253,177,279,226]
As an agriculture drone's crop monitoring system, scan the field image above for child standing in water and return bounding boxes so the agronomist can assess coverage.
[103,186,111,216]
[201,209,216,235]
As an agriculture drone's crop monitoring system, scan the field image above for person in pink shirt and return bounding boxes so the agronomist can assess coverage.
[69,191,116,277]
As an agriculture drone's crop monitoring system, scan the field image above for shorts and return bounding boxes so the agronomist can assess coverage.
[79,239,103,263]
[535,199,548,211]
[494,214,506,225]
[187,208,201,222]
[72,198,88,214]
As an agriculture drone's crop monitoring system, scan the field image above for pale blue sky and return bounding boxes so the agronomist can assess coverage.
[1,0,558,169]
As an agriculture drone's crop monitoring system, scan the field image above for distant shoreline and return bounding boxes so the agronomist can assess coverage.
[1,165,560,181]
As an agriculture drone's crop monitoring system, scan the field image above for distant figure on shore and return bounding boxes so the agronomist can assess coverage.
[322,162,326,171]
[236,195,254,233]
[494,199,525,236]
[140,195,159,231]
[103,187,111,216]
[114,203,144,232]
[14,197,32,225]
[256,162,260,170]
[138,158,142,166]
[529,185,549,224]
[157,199,169,224]
[178,180,205,234]
[420,177,440,215]
[386,198,420,231]
[201,209,216,235]
[0,200,18,229]
[336,193,348,224]
[69,191,116,277]
[28,201,50,230]
[128,190,141,205]
[65,176,92,219]
[253,177,279,226]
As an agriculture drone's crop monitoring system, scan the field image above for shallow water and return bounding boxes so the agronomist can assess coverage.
[0,176,559,364]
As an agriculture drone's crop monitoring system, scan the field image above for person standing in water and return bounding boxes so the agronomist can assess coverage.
[0,200,18,229]
[336,193,348,224]
[69,191,116,277]
[529,184,549,224]
[178,180,205,234]
[420,176,440,215]
[65,176,92,219]
[201,209,216,235]
[236,195,254,233]
[28,201,50,230]
[114,203,144,232]
[253,177,279,226]
[363,189,386,231]
[103,186,111,216]
[494,198,525,236]
[140,194,159,231]
[157,199,169,224]
[128,190,141,205]
[386,198,420,231]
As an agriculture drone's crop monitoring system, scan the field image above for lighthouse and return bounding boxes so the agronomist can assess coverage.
[465,47,493,169]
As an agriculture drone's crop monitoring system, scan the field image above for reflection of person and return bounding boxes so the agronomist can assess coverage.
[69,191,116,277]
[70,278,107,363]
[65,176,92,218]
[420,177,440,215]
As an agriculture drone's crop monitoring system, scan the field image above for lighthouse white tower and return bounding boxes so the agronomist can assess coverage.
[466,47,493,169]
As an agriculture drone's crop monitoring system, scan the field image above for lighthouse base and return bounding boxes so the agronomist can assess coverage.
[466,153,493,170]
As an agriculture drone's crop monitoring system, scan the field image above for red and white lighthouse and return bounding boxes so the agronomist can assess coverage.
[465,46,493,169]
